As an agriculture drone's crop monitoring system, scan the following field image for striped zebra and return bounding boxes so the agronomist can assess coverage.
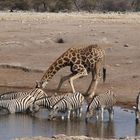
[0,88,47,101]
[134,92,140,123]
[0,88,48,114]
[48,92,85,120]
[0,91,28,100]
[29,93,71,113]
[86,90,116,122]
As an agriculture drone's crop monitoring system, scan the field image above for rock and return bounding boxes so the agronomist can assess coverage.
[115,41,119,43]
[132,75,139,78]
[125,61,133,64]
[56,38,64,43]
[52,134,66,138]
[115,64,120,67]
[124,44,129,47]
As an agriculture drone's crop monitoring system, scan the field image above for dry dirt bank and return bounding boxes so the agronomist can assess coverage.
[0,12,140,106]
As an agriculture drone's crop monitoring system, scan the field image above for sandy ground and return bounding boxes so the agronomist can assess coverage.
[0,11,140,140]
[0,12,140,108]
[13,134,140,140]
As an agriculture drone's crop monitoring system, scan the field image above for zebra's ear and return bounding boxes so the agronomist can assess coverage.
[35,81,41,88]
[50,106,53,109]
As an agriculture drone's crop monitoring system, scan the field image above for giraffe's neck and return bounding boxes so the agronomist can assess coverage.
[41,55,69,83]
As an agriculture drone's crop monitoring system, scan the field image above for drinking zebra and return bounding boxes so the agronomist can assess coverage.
[86,90,116,122]
[29,93,71,113]
[134,92,140,123]
[48,92,85,120]
[0,88,48,114]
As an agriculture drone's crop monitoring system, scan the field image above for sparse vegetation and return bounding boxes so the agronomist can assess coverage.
[0,0,139,12]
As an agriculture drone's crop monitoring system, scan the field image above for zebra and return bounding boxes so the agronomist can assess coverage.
[133,92,140,123]
[0,91,29,100]
[85,90,116,122]
[48,92,85,120]
[0,88,48,114]
[29,93,71,113]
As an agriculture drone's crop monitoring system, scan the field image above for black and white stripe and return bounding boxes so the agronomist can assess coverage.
[29,94,69,113]
[48,92,85,120]
[0,88,48,113]
[86,90,116,121]
[0,91,28,100]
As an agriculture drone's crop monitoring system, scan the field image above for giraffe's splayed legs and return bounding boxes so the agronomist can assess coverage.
[70,70,88,93]
[57,73,74,91]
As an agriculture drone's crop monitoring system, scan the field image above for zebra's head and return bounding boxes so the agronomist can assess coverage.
[86,107,95,119]
[48,106,59,120]
[29,103,40,113]
[85,100,97,122]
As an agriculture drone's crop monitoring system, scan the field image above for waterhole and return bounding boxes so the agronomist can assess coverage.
[0,106,139,140]
[0,87,140,140]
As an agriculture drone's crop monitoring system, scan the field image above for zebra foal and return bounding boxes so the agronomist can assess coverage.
[48,92,85,120]
[86,90,116,122]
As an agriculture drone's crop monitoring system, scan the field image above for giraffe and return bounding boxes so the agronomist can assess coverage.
[36,44,106,98]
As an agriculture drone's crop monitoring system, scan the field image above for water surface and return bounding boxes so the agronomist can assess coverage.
[0,107,139,140]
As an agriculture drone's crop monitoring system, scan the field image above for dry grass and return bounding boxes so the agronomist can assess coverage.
[0,11,140,23]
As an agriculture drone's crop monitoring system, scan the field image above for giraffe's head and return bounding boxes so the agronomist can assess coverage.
[35,80,48,89]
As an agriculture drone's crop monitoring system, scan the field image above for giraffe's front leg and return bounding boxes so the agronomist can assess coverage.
[70,69,88,93]
[89,61,102,98]
[57,73,74,91]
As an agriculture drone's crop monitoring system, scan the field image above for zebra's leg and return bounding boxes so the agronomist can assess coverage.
[101,107,104,121]
[57,73,74,91]
[76,107,82,118]
[136,110,139,123]
[79,107,83,118]
[96,109,100,120]
[70,69,88,93]
[67,110,71,120]
[61,115,65,120]
[108,107,114,121]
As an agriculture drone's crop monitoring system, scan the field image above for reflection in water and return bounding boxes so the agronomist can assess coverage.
[85,121,115,138]
[0,107,138,140]
[135,123,140,136]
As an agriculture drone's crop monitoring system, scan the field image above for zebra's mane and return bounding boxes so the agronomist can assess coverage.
[0,91,18,97]
[50,95,67,109]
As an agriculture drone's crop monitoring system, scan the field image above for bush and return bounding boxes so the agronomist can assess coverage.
[11,0,29,10]
[52,0,72,12]
[102,0,132,12]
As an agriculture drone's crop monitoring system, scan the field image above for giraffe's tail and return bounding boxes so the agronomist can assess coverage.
[102,53,106,82]
[103,67,106,82]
